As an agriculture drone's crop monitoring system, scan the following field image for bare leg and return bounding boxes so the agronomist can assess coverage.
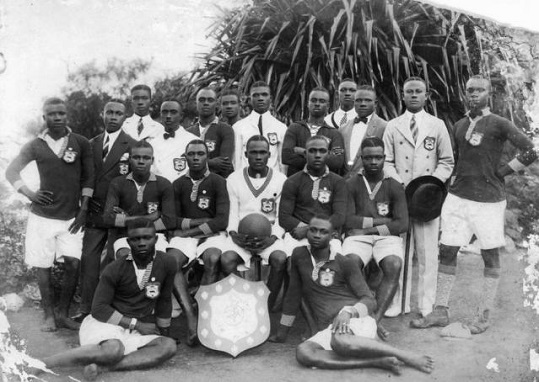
[108,337,176,371]
[167,249,197,346]
[296,341,403,374]
[56,257,81,330]
[375,256,402,340]
[41,339,124,369]
[36,267,56,332]
[267,250,287,311]
[201,248,222,285]
[220,250,241,277]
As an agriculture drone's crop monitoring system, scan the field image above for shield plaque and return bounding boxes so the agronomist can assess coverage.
[195,274,270,357]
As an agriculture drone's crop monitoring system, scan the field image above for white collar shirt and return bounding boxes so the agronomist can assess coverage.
[122,114,164,141]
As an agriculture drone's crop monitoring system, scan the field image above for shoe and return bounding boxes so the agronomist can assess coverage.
[70,312,89,324]
[467,309,490,335]
[410,306,450,328]
[384,305,411,318]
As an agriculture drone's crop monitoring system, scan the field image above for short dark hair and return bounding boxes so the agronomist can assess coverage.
[197,87,217,98]
[220,89,240,100]
[356,85,377,96]
[309,213,334,231]
[246,135,269,150]
[129,139,154,155]
[42,97,65,111]
[105,98,125,108]
[306,135,330,148]
[185,139,208,153]
[160,98,182,110]
[131,84,152,97]
[309,87,330,97]
[361,136,384,151]
[250,81,270,93]
[467,75,491,91]
[403,77,426,87]
[340,78,356,84]
[126,218,155,233]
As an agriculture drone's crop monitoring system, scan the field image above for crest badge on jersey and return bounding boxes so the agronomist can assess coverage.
[377,202,390,216]
[146,202,159,214]
[423,136,435,151]
[63,148,77,163]
[145,280,161,299]
[260,198,275,213]
[205,140,216,153]
[319,268,335,287]
[118,162,129,175]
[173,157,187,172]
[198,196,210,210]
[267,133,278,146]
[318,188,331,204]
[468,132,483,146]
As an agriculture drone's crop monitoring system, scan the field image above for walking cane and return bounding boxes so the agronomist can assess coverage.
[401,223,412,315]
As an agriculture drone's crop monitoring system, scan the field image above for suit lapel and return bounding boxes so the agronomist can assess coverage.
[415,113,431,148]
[395,115,416,146]
[102,131,129,175]
[93,134,105,175]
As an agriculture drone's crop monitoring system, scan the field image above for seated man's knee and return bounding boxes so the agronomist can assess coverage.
[99,339,125,365]
[379,255,402,278]
[296,342,318,367]
[345,254,364,270]
[439,244,459,265]
[158,337,177,360]
[167,249,188,271]
[269,251,287,270]
[203,248,221,268]
[115,248,130,260]
[331,334,357,356]
[220,251,239,273]
[63,256,80,271]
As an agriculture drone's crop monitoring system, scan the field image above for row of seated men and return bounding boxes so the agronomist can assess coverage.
[7,75,537,379]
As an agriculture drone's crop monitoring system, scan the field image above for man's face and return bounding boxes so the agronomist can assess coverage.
[307,217,333,249]
[43,103,67,133]
[129,146,153,176]
[361,146,385,177]
[131,89,151,117]
[127,226,157,261]
[197,89,217,119]
[221,95,240,120]
[338,81,357,109]
[354,90,377,118]
[185,143,208,172]
[246,140,270,172]
[103,102,126,134]
[403,80,427,113]
[306,139,329,172]
[250,86,271,114]
[308,90,329,118]
[466,78,490,110]
[160,101,182,130]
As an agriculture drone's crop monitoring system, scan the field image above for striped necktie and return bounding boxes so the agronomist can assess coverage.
[137,117,144,136]
[102,135,110,161]
[339,112,348,127]
[410,115,418,143]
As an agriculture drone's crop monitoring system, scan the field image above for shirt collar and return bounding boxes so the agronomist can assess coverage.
[186,167,211,181]
[250,110,270,120]
[308,245,337,261]
[303,165,330,178]
[126,251,156,261]
[404,109,426,121]
[466,107,491,119]
[359,169,390,179]
[198,117,219,128]
[104,129,121,141]
[126,172,157,182]
[38,126,72,141]
[134,114,153,123]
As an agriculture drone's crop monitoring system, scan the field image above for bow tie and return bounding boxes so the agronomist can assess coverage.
[164,131,175,140]
[354,116,368,124]
[468,110,482,119]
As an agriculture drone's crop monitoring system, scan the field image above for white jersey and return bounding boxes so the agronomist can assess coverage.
[232,111,287,174]
[151,127,199,182]
[226,167,287,238]
[122,114,164,142]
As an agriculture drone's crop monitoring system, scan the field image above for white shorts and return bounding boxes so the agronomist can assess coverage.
[440,193,506,249]
[342,235,403,266]
[25,212,83,268]
[284,233,342,254]
[220,236,287,271]
[113,233,168,256]
[307,316,377,351]
[167,233,227,264]
[79,315,160,356]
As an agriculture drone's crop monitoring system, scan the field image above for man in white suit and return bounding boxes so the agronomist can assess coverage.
[382,77,454,318]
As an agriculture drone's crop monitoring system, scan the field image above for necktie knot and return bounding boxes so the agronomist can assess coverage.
[163,131,175,140]
[469,110,481,119]
[354,116,368,124]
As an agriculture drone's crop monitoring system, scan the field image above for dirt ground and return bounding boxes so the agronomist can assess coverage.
[6,245,539,382]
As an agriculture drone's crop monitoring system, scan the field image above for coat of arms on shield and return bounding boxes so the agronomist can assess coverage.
[173,157,186,172]
[318,188,331,204]
[62,148,77,163]
[205,140,216,152]
[468,132,483,146]
[423,136,435,151]
[146,202,159,214]
[319,268,335,287]
[377,202,390,216]
[195,274,270,357]
[267,133,278,145]
[198,196,210,210]
[118,162,129,175]
[260,198,275,213]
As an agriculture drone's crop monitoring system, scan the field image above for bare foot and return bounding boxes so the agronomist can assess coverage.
[400,354,434,374]
[371,356,402,375]
[377,323,390,341]
[83,363,100,381]
[40,315,57,332]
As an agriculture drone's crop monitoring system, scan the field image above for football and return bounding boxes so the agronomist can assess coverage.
[238,213,272,238]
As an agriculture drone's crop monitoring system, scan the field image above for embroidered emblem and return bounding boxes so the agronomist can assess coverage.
[267,133,278,146]
[423,136,435,151]
[205,140,216,152]
[145,281,161,299]
[319,268,335,287]
[147,202,159,214]
[173,157,186,172]
[261,198,275,213]
[318,188,331,204]
[468,132,483,146]
[377,202,390,216]
[119,163,129,175]
[120,152,130,161]
[63,147,77,163]
[198,196,210,210]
